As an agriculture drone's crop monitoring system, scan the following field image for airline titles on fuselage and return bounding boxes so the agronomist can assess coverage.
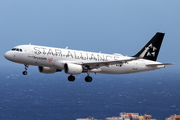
[33,46,122,62]
[28,55,47,61]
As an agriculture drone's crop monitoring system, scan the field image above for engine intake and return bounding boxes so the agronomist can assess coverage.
[64,63,83,75]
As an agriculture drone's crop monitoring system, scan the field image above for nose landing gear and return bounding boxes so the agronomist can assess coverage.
[23,71,27,75]
[22,64,29,75]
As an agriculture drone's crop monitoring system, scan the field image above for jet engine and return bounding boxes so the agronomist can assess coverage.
[64,63,83,75]
[38,66,61,74]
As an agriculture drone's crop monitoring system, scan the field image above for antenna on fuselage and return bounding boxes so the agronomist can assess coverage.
[29,43,31,45]
[65,46,68,49]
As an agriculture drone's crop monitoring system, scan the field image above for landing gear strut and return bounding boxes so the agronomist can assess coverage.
[22,64,29,75]
[85,71,92,82]
[68,75,75,81]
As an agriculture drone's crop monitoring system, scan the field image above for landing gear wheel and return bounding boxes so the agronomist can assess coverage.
[85,76,92,82]
[22,64,29,75]
[23,71,27,75]
[68,75,75,82]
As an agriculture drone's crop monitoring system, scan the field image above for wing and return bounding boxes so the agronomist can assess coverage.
[79,57,139,69]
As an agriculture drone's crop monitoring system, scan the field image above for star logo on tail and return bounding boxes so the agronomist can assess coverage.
[146,44,157,57]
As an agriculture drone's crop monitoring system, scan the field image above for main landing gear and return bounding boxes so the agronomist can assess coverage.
[22,64,29,75]
[67,72,93,82]
[68,75,75,82]
[85,76,92,82]
[85,71,92,82]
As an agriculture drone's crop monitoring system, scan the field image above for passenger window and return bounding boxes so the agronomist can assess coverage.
[16,48,19,51]
[20,49,22,52]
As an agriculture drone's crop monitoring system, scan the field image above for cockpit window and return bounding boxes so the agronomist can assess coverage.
[12,48,16,51]
[11,48,22,52]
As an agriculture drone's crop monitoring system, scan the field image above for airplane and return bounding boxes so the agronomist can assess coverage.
[4,32,173,82]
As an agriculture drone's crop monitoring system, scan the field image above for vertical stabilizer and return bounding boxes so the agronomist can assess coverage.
[133,32,165,61]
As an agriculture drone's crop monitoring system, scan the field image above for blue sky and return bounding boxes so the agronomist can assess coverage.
[1,0,180,71]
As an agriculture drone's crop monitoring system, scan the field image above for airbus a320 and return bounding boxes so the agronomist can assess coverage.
[4,32,173,82]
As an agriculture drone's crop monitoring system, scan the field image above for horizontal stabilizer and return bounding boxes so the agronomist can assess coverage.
[146,63,174,66]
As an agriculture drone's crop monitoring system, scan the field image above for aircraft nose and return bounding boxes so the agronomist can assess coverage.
[4,51,12,60]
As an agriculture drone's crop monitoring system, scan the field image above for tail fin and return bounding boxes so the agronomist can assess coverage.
[133,32,165,61]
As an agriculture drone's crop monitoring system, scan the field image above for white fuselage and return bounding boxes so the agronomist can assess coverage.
[4,45,165,75]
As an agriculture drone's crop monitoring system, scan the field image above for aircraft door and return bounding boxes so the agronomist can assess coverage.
[28,45,34,56]
[28,45,38,65]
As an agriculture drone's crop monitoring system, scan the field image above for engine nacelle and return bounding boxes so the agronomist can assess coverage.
[38,66,61,74]
[64,63,83,75]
